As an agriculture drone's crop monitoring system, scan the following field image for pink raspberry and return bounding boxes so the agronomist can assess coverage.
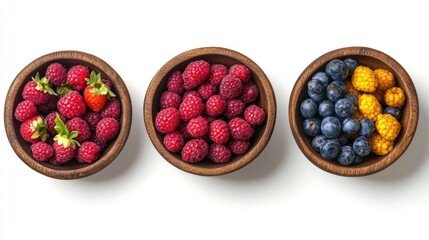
[77,141,101,163]
[205,95,226,117]
[57,91,87,119]
[224,99,245,119]
[244,105,266,125]
[155,107,181,133]
[46,112,67,135]
[182,90,201,99]
[182,60,210,90]
[100,98,121,118]
[31,142,54,161]
[187,116,209,138]
[67,65,89,91]
[209,119,230,144]
[179,95,204,122]
[96,117,120,142]
[160,91,181,109]
[181,139,209,163]
[208,144,232,163]
[45,62,67,87]
[228,117,254,140]
[66,117,92,143]
[229,64,250,84]
[83,111,102,130]
[208,64,228,86]
[220,75,243,99]
[198,83,216,100]
[52,141,76,165]
[163,131,185,152]
[167,70,184,94]
[228,140,251,155]
[37,94,58,113]
[14,100,38,122]
[241,82,259,103]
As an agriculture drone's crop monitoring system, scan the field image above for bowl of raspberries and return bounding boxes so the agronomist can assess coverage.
[289,46,419,176]
[4,51,132,179]
[144,47,276,176]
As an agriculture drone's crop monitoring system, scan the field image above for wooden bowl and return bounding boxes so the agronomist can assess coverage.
[144,47,276,176]
[4,50,132,179]
[289,46,419,176]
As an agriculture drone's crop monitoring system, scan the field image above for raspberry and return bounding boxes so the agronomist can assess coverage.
[240,82,259,103]
[209,119,230,144]
[83,111,102,130]
[91,135,107,150]
[228,140,251,155]
[220,75,243,99]
[52,141,76,165]
[208,144,232,163]
[100,98,121,118]
[101,79,113,89]
[14,100,38,122]
[182,60,210,90]
[37,94,58,113]
[163,131,185,152]
[208,64,228,86]
[205,95,226,117]
[178,122,192,140]
[224,99,245,119]
[22,80,51,105]
[229,64,250,84]
[31,142,54,161]
[155,107,181,133]
[66,117,92,143]
[77,141,101,163]
[198,83,216,100]
[179,95,204,122]
[182,90,201,99]
[96,117,120,142]
[181,139,209,163]
[228,117,254,140]
[45,62,67,87]
[57,91,87,119]
[160,91,181,109]
[187,116,209,138]
[46,112,67,135]
[67,65,90,91]
[244,105,266,125]
[167,71,185,94]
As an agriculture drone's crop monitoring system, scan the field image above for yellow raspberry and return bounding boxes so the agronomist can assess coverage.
[369,132,394,155]
[344,79,361,97]
[352,66,378,92]
[375,114,401,141]
[358,94,382,122]
[384,87,406,108]
[374,69,395,91]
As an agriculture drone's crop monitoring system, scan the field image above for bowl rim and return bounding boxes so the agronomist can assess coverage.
[144,46,276,176]
[4,50,132,179]
[289,46,419,176]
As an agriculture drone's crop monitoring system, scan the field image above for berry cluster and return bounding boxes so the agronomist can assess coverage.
[155,60,266,164]
[14,62,121,165]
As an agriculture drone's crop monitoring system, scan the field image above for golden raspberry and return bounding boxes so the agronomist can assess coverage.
[374,69,395,91]
[344,79,361,97]
[369,132,394,155]
[352,66,378,92]
[358,94,382,122]
[375,114,401,141]
[384,87,405,108]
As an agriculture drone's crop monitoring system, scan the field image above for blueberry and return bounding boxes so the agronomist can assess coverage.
[342,117,360,135]
[300,98,318,118]
[321,116,342,138]
[352,136,371,157]
[308,89,325,102]
[318,100,335,118]
[312,135,327,152]
[335,98,355,118]
[320,139,341,160]
[326,81,346,102]
[325,59,349,81]
[303,118,322,137]
[359,118,375,137]
[311,72,331,87]
[337,145,356,166]
[308,79,325,95]
[344,58,358,77]
[353,155,363,165]
[384,107,402,120]
[344,93,358,106]
[334,133,348,146]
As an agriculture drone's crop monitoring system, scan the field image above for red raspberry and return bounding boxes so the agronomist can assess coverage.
[57,91,87,119]
[83,111,102,130]
[100,98,121,118]
[31,142,54,161]
[198,83,216,100]
[20,115,49,143]
[208,144,232,163]
[96,117,120,142]
[77,141,101,163]
[244,105,266,125]
[224,99,245,119]
[208,64,228,86]
[167,71,185,94]
[160,91,181,109]
[181,139,209,163]
[220,75,243,99]
[182,90,201,99]
[37,94,58,113]
[101,79,113,89]
[46,112,67,135]
[228,140,251,155]
[209,119,230,144]
[155,107,181,133]
[22,79,52,105]
[45,62,67,87]
[178,122,192,140]
[228,117,254,140]
[187,116,209,138]
[163,131,185,152]
[179,95,204,122]
[66,117,92,143]
[182,60,210,90]
[91,135,107,150]
[52,141,76,165]
[67,65,90,91]
[229,64,250,84]
[14,100,38,122]
[205,95,226,117]
[241,82,259,103]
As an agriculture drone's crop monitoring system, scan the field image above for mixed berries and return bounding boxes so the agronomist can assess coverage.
[14,62,121,165]
[301,58,405,166]
[155,60,266,164]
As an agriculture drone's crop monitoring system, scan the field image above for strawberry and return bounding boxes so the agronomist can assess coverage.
[22,72,56,105]
[19,115,49,143]
[52,114,79,164]
[83,71,116,112]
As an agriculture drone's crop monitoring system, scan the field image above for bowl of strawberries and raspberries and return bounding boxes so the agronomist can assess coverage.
[144,47,276,176]
[4,50,132,179]
[289,46,419,176]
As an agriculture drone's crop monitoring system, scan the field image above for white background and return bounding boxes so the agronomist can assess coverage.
[1,1,428,239]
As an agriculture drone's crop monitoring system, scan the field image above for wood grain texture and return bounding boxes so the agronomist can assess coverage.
[144,47,276,176]
[4,51,132,179]
[289,46,419,176]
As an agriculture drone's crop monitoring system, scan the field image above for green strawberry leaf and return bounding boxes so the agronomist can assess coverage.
[56,83,72,97]
[30,116,49,141]
[33,72,57,96]
[53,114,80,148]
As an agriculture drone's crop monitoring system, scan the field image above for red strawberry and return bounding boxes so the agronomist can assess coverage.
[57,91,87,119]
[20,115,49,143]
[52,114,79,164]
[22,72,56,105]
[83,71,116,112]
[67,65,90,90]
